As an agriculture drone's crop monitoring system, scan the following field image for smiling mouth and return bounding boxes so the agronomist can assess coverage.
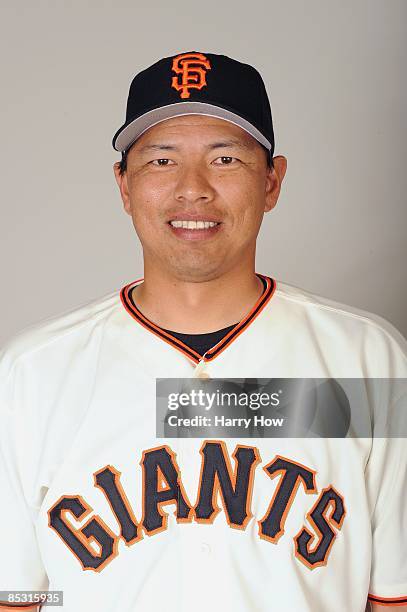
[168,220,221,229]
[167,219,222,240]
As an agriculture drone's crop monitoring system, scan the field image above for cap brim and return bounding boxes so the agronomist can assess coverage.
[112,101,272,152]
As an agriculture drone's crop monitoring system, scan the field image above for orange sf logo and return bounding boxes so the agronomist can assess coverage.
[171,52,211,99]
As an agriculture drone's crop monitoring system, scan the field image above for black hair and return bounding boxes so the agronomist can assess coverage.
[118,148,129,176]
[117,143,273,176]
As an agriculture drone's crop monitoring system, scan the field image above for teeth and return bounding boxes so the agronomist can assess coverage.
[170,220,219,229]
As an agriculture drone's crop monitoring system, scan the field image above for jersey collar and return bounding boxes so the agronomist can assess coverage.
[120,273,276,365]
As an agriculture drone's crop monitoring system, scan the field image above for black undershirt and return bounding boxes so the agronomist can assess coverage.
[161,276,268,356]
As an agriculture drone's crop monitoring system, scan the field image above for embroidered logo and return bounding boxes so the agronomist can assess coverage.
[171,52,211,99]
[47,441,346,573]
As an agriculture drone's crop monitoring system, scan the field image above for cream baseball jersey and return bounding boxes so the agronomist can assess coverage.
[1,273,406,611]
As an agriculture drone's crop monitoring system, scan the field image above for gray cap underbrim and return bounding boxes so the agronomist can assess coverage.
[113,101,272,153]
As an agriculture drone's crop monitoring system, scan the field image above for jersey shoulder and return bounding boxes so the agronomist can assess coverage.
[273,279,407,356]
[0,288,122,376]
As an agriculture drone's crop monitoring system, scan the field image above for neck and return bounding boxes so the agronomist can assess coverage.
[131,266,264,334]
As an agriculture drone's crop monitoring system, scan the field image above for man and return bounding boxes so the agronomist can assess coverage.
[0,51,406,612]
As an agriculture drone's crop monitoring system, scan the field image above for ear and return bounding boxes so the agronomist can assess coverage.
[113,162,132,215]
[264,155,287,213]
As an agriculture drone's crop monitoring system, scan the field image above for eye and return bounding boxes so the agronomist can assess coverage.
[150,158,174,166]
[213,156,239,165]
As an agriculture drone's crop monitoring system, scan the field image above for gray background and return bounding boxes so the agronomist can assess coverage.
[1,0,406,344]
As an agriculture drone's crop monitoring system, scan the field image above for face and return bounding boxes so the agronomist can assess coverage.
[113,115,287,283]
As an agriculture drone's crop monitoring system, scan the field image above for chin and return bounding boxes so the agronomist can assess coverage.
[168,262,226,283]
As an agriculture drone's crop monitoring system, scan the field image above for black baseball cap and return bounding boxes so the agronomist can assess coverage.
[112,51,275,161]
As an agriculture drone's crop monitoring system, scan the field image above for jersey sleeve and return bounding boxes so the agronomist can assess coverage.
[365,370,407,605]
[0,347,48,601]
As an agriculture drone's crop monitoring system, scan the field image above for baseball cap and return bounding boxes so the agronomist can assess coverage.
[112,51,275,162]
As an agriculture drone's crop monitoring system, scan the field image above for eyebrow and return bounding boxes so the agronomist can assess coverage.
[137,139,253,153]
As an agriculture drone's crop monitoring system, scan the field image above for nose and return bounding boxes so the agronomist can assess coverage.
[174,163,215,205]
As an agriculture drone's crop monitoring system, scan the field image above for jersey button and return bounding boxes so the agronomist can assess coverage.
[193,360,211,379]
[197,371,211,379]
[200,542,211,554]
